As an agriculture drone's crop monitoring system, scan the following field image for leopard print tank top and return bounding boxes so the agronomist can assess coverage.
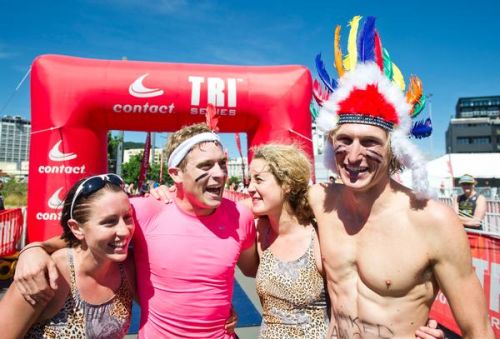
[25,248,132,339]
[256,228,328,338]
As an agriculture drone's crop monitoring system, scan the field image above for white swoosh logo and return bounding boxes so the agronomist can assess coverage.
[48,187,64,209]
[129,73,164,98]
[49,140,77,162]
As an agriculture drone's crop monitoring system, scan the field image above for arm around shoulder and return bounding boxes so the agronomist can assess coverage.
[427,202,494,338]
[0,280,49,338]
[14,236,63,305]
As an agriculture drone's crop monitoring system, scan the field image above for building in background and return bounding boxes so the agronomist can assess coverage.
[123,148,163,164]
[0,116,31,178]
[446,95,500,153]
[227,157,248,180]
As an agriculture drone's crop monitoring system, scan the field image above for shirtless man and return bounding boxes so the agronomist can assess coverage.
[310,16,493,338]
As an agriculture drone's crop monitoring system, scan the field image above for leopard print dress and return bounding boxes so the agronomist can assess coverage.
[25,249,132,339]
[256,229,328,338]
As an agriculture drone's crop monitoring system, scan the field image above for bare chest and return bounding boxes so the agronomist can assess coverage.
[317,214,433,297]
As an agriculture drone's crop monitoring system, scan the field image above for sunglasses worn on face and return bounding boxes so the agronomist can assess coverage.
[69,174,125,220]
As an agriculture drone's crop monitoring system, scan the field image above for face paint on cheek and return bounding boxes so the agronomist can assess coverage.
[366,149,383,163]
[334,143,347,154]
[195,172,209,182]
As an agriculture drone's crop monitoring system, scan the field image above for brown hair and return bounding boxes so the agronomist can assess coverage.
[252,143,314,224]
[60,179,123,247]
[164,123,221,169]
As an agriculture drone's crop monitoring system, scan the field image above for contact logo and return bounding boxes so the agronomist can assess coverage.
[129,73,164,98]
[48,187,64,210]
[49,140,77,162]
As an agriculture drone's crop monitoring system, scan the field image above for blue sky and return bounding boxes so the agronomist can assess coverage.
[1,0,499,159]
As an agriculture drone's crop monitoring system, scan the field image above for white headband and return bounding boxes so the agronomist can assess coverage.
[168,132,221,168]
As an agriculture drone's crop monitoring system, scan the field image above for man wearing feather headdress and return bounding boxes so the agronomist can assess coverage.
[310,16,493,338]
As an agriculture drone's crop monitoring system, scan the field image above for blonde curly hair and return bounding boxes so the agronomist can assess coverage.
[252,143,313,225]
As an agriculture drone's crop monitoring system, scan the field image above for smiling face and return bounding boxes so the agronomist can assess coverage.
[174,141,228,215]
[77,190,135,262]
[248,158,285,218]
[331,123,391,192]
[460,183,474,196]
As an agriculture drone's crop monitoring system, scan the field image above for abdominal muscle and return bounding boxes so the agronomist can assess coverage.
[325,266,437,339]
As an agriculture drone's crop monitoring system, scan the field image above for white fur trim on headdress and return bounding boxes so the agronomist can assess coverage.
[317,63,412,134]
[390,129,433,199]
[168,132,221,168]
[323,140,337,174]
[316,63,431,199]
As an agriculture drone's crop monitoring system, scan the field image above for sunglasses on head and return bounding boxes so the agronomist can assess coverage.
[69,173,125,220]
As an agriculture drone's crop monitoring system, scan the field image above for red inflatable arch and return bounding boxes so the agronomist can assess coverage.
[28,55,313,241]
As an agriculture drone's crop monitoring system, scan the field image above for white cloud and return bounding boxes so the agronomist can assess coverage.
[0,44,16,59]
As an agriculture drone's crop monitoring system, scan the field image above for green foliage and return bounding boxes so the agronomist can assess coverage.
[123,141,145,150]
[107,133,123,173]
[2,178,27,207]
[227,176,240,186]
[121,152,172,187]
[2,178,27,196]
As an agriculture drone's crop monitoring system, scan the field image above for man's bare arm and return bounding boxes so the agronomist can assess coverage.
[237,242,259,277]
[429,203,493,338]
[13,236,66,305]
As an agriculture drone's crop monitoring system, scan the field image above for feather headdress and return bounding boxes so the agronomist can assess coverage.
[314,16,433,199]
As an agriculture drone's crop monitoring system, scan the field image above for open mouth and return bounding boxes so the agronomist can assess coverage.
[344,165,369,175]
[206,186,222,196]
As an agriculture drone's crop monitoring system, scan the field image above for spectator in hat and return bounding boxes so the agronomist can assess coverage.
[454,174,487,230]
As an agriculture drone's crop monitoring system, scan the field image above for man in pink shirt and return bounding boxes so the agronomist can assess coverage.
[14,123,258,338]
[131,123,256,338]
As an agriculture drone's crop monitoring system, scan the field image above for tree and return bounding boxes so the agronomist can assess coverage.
[2,177,27,206]
[122,152,172,187]
[107,132,123,173]
[227,176,240,187]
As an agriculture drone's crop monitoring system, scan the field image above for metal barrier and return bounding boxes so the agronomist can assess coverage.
[0,208,23,257]
[439,197,500,234]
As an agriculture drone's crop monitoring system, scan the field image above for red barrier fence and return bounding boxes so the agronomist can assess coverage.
[223,190,250,202]
[430,232,500,336]
[0,208,24,256]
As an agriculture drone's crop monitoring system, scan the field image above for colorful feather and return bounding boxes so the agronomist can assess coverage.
[344,15,362,71]
[357,16,376,62]
[205,104,219,132]
[333,25,344,77]
[310,102,319,120]
[315,53,337,92]
[374,31,383,71]
[411,95,426,118]
[391,63,405,91]
[382,48,393,79]
[406,76,423,115]
[411,118,432,139]
[312,79,330,106]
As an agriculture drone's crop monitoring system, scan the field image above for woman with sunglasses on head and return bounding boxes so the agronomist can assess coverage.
[0,174,135,338]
